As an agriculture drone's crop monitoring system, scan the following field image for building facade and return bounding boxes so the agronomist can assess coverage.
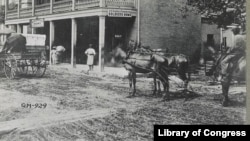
[4,0,202,71]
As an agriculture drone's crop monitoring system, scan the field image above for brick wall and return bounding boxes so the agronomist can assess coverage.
[130,0,201,56]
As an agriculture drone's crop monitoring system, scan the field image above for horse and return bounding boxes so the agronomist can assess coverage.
[211,52,246,106]
[113,40,190,100]
[154,52,190,93]
[112,44,169,97]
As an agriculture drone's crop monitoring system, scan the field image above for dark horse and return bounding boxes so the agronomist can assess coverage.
[154,52,190,93]
[211,52,246,106]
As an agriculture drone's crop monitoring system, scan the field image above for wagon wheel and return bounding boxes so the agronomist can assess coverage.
[17,59,28,76]
[35,59,47,77]
[3,54,18,79]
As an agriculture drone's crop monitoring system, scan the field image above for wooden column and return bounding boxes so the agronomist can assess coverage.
[99,16,105,72]
[32,0,35,16]
[72,0,75,11]
[17,0,20,18]
[31,28,36,34]
[100,0,105,7]
[71,18,77,68]
[5,0,7,21]
[50,0,53,14]
[17,24,22,33]
[49,21,55,65]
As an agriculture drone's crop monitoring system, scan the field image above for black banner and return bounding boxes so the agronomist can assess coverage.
[154,125,250,141]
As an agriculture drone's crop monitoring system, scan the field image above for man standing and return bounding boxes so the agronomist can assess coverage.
[220,27,246,77]
[85,44,96,71]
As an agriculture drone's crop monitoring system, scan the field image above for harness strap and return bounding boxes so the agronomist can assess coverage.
[123,60,169,83]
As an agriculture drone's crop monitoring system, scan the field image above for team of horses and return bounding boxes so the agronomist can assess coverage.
[113,40,245,107]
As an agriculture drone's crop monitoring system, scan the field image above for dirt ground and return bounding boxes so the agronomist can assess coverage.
[0,65,246,141]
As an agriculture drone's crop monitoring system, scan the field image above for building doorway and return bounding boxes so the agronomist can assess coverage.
[76,17,99,65]
[54,19,71,63]
[105,17,134,66]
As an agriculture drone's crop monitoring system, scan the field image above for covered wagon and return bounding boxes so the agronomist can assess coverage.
[0,33,47,79]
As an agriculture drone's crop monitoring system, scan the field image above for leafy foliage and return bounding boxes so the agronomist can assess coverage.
[187,0,246,30]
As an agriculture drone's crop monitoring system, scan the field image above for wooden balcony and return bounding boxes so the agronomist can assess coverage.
[6,0,137,20]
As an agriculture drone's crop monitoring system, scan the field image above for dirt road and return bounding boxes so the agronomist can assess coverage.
[0,66,246,141]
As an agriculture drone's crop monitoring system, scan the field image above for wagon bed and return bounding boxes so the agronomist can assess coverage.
[0,51,47,79]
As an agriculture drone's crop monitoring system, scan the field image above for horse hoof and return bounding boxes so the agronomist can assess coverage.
[127,95,135,98]
[161,97,170,102]
[222,101,229,107]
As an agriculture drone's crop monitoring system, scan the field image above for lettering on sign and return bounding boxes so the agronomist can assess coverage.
[30,18,44,28]
[108,10,132,17]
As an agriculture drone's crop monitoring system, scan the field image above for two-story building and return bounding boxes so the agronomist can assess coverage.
[4,0,202,71]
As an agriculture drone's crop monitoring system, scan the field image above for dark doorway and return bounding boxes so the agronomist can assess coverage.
[207,34,215,47]
[54,19,72,63]
[76,17,99,64]
[105,17,134,66]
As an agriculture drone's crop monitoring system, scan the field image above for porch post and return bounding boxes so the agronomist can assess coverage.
[100,0,105,7]
[17,0,20,18]
[5,0,7,21]
[71,18,77,68]
[99,16,105,72]
[17,24,22,33]
[32,0,35,16]
[137,0,140,43]
[72,0,75,11]
[49,21,55,65]
[50,0,53,14]
[31,27,36,34]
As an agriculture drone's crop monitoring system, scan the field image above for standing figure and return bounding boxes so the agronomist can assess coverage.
[85,44,96,71]
[56,45,66,63]
[51,47,57,65]
[220,28,245,77]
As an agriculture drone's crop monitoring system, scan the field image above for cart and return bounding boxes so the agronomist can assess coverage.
[0,33,47,79]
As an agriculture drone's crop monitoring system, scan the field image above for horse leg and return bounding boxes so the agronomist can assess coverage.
[132,72,136,96]
[162,79,170,101]
[157,80,161,95]
[153,74,157,95]
[221,75,232,106]
[128,71,133,95]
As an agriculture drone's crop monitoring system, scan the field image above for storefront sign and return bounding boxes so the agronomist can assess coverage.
[22,34,46,46]
[30,18,44,28]
[108,10,132,17]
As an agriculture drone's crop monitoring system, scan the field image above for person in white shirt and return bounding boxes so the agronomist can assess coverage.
[85,44,96,71]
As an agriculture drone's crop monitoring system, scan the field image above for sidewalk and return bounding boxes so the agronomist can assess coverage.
[48,63,128,78]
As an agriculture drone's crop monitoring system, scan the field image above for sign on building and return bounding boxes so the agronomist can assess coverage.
[108,10,132,17]
[22,34,46,46]
[30,18,44,28]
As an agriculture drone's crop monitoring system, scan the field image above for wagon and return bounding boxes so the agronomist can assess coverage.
[0,33,47,79]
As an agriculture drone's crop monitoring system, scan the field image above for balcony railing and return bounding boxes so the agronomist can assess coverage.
[35,3,50,16]
[54,0,72,13]
[105,0,135,8]
[6,0,136,20]
[20,7,32,18]
[75,0,99,10]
